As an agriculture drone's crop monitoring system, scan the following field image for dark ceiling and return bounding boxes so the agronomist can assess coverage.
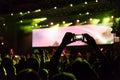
[0,0,119,28]
[0,0,118,34]
[0,0,93,14]
[0,0,117,14]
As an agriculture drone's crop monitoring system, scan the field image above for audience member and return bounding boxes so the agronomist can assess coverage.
[1,57,16,80]
[1,32,120,80]
[0,64,6,80]
[15,56,26,74]
[50,72,77,80]
[39,68,48,80]
[25,57,40,72]
[15,68,40,80]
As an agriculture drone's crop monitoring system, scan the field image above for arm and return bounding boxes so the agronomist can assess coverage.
[82,34,112,80]
[49,32,75,77]
[82,34,109,63]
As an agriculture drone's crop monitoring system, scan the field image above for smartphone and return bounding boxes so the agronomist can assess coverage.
[74,34,83,41]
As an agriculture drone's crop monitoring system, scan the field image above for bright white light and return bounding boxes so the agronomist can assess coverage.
[96,0,98,2]
[85,2,88,4]
[20,12,23,15]
[86,12,89,15]
[76,20,80,23]
[3,24,5,26]
[1,42,4,45]
[111,16,114,19]
[31,18,47,25]
[33,18,47,22]
[27,11,30,13]
[70,4,73,7]
[54,6,57,9]
[20,20,23,23]
[62,21,66,24]
[35,9,41,12]
[11,13,14,16]
[50,22,54,25]
[35,24,38,26]
[89,18,92,21]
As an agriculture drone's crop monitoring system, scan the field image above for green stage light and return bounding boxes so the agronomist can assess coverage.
[92,19,100,24]
[20,25,33,33]
[102,17,110,24]
[115,17,120,23]
[61,22,73,27]
[31,18,47,25]
[34,9,41,12]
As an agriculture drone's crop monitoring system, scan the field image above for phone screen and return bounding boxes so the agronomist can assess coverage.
[74,34,83,41]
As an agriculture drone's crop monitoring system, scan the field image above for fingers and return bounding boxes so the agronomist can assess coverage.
[82,33,97,46]
[62,32,96,46]
[61,32,75,45]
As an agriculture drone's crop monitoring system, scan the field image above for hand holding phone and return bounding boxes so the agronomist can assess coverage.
[74,34,83,41]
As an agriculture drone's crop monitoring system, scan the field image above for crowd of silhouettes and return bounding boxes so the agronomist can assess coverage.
[0,32,120,80]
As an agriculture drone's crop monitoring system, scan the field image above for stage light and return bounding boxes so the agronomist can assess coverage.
[20,12,23,15]
[111,16,114,19]
[20,25,33,33]
[3,23,5,26]
[62,23,73,27]
[20,20,23,23]
[84,21,87,23]
[27,11,30,13]
[79,13,82,16]
[92,19,100,24]
[96,0,98,2]
[85,2,88,5]
[100,48,104,51]
[35,24,38,26]
[51,24,59,28]
[10,13,14,16]
[34,9,41,12]
[54,6,57,9]
[62,21,66,24]
[89,18,92,21]
[86,12,89,15]
[88,18,92,24]
[39,25,41,27]
[31,18,47,25]
[102,17,110,24]
[50,22,53,26]
[1,42,4,45]
[32,26,34,28]
[76,20,80,23]
[75,20,81,25]
[33,18,47,22]
[70,4,73,7]
[115,17,120,23]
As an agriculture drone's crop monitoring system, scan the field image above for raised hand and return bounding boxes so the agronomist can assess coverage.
[61,32,75,46]
[82,33,97,47]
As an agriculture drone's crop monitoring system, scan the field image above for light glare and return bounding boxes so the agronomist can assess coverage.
[11,13,14,16]
[85,2,88,4]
